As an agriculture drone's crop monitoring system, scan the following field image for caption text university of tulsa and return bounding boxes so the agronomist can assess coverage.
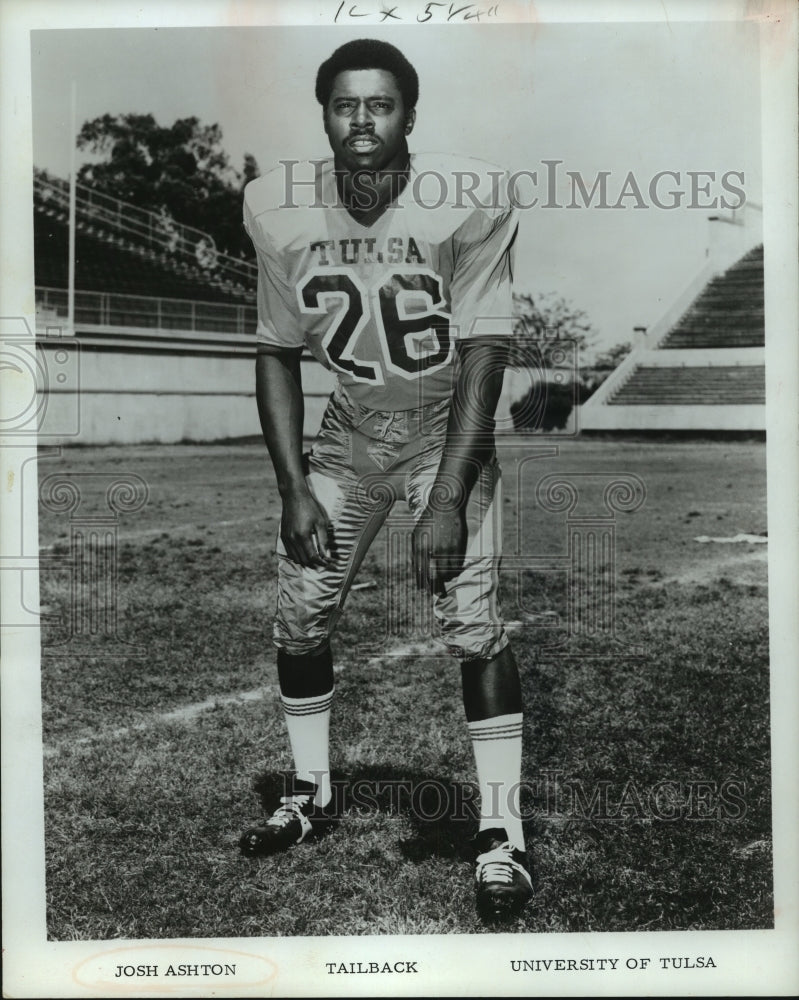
[510,956,717,973]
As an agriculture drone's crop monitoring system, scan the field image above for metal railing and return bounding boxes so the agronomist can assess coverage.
[36,286,256,336]
[33,170,257,289]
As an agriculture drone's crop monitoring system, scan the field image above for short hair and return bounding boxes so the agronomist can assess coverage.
[315,39,419,112]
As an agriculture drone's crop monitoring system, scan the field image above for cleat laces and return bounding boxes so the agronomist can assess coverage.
[475,842,532,888]
[266,795,314,839]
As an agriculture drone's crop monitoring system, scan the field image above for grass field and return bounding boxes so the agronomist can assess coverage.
[38,436,772,939]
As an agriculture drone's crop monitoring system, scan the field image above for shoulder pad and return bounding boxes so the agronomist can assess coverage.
[410,152,511,213]
[244,158,334,219]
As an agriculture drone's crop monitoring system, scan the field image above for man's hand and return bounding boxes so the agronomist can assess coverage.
[280,489,334,568]
[409,340,506,594]
[256,351,334,568]
[411,504,468,594]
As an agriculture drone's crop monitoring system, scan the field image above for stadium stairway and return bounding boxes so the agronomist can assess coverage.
[659,246,764,350]
[608,365,765,406]
[580,240,766,432]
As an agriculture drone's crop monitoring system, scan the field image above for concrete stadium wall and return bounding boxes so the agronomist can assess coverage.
[582,403,765,431]
[36,323,335,445]
[37,323,534,445]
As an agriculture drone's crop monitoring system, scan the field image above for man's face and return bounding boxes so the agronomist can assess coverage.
[324,68,415,173]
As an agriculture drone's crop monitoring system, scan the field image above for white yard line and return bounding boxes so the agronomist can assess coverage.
[43,684,276,756]
[361,613,552,666]
[45,632,463,755]
[48,566,752,759]
[366,639,441,666]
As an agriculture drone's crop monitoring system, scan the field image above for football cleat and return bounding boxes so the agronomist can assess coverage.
[239,779,337,857]
[474,828,533,917]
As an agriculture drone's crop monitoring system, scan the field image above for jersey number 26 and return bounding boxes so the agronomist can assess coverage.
[297,266,453,385]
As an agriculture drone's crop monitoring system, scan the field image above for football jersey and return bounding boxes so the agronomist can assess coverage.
[243,153,518,411]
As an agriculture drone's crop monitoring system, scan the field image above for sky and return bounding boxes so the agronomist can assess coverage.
[30,19,763,355]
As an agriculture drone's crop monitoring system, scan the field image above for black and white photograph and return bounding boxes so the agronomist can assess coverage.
[1,0,798,996]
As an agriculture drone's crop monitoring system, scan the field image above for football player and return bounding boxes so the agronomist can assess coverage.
[240,38,532,917]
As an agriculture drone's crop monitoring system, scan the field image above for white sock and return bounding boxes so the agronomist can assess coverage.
[468,712,524,851]
[280,689,333,807]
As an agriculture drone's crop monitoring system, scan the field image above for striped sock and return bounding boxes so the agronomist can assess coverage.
[280,688,334,807]
[467,712,524,850]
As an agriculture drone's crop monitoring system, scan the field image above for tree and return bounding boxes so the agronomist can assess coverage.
[593,340,633,370]
[512,290,597,369]
[76,113,260,259]
[508,290,598,432]
[242,154,261,187]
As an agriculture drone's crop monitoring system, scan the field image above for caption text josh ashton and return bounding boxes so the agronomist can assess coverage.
[114,964,236,978]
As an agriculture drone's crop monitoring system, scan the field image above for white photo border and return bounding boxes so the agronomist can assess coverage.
[1,0,797,996]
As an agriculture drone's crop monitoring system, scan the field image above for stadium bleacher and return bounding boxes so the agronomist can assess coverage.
[581,235,766,430]
[33,170,315,444]
[34,212,253,306]
[609,365,765,406]
[659,245,764,350]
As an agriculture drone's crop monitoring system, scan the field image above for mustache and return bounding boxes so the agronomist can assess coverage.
[347,128,379,141]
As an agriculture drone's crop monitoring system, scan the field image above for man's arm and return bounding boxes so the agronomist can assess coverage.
[411,338,509,592]
[256,349,332,568]
[412,167,517,593]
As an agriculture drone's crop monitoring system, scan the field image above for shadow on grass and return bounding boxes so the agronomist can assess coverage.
[248,659,564,870]
[252,765,492,864]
